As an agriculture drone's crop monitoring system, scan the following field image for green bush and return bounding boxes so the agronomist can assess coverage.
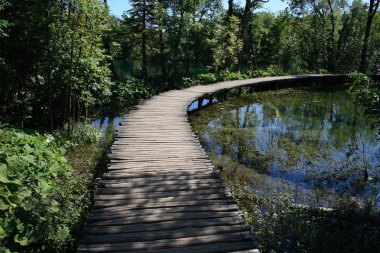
[348,71,380,120]
[53,122,100,150]
[0,128,90,252]
[177,77,197,89]
[182,68,290,87]
[218,70,248,81]
[196,73,217,85]
[111,78,154,109]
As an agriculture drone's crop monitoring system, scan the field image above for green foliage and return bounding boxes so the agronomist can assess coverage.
[241,67,284,78]
[196,73,218,84]
[111,78,154,110]
[175,67,288,88]
[180,77,197,88]
[348,71,380,121]
[0,0,8,39]
[125,0,159,78]
[217,70,248,81]
[0,128,90,252]
[53,123,100,151]
[209,15,243,71]
[0,0,112,129]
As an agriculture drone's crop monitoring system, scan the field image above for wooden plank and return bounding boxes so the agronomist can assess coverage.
[93,198,235,209]
[95,186,228,196]
[99,178,219,186]
[81,224,250,243]
[227,250,260,253]
[82,217,246,235]
[87,205,238,220]
[101,170,217,179]
[105,168,213,174]
[94,192,229,201]
[98,182,225,191]
[87,211,241,226]
[77,232,252,252]
[112,242,256,253]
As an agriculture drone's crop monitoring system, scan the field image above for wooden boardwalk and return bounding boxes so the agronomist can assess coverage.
[77,75,339,253]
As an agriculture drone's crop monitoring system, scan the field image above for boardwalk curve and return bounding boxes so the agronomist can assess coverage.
[78,75,341,253]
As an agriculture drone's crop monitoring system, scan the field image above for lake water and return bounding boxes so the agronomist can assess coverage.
[189,86,380,208]
[92,116,123,132]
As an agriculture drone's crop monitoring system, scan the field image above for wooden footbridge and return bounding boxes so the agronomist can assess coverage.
[77,75,342,253]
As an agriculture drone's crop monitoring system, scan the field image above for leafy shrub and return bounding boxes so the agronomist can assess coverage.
[182,68,289,87]
[53,122,100,150]
[0,128,90,252]
[269,65,287,76]
[316,68,330,74]
[244,67,285,78]
[196,73,217,85]
[348,71,380,120]
[218,70,248,81]
[180,77,197,88]
[111,78,154,109]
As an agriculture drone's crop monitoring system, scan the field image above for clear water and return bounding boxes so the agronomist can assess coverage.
[189,87,380,208]
[92,116,123,139]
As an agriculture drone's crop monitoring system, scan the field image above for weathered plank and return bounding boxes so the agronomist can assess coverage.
[77,232,252,252]
[93,198,235,209]
[87,205,238,220]
[82,216,246,235]
[81,224,250,243]
[87,211,242,226]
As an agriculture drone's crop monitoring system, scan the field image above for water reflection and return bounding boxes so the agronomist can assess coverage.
[190,87,380,207]
[188,98,219,112]
[92,116,123,136]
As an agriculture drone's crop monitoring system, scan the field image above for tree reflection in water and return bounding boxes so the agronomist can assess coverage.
[190,87,380,208]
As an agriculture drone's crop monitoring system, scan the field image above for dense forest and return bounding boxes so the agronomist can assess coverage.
[0,0,379,252]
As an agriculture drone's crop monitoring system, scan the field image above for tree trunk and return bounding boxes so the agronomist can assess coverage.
[327,0,336,72]
[67,0,77,132]
[360,0,380,73]
[336,14,350,67]
[142,0,148,79]
[228,0,233,17]
[47,74,54,130]
[46,6,54,131]
[168,6,185,80]
[236,0,251,72]
[159,28,166,80]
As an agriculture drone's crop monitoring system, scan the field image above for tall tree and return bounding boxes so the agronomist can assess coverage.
[166,0,194,80]
[0,0,112,129]
[210,15,243,71]
[359,0,380,73]
[0,0,8,67]
[228,0,233,17]
[288,0,349,72]
[127,0,158,79]
[237,0,269,71]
